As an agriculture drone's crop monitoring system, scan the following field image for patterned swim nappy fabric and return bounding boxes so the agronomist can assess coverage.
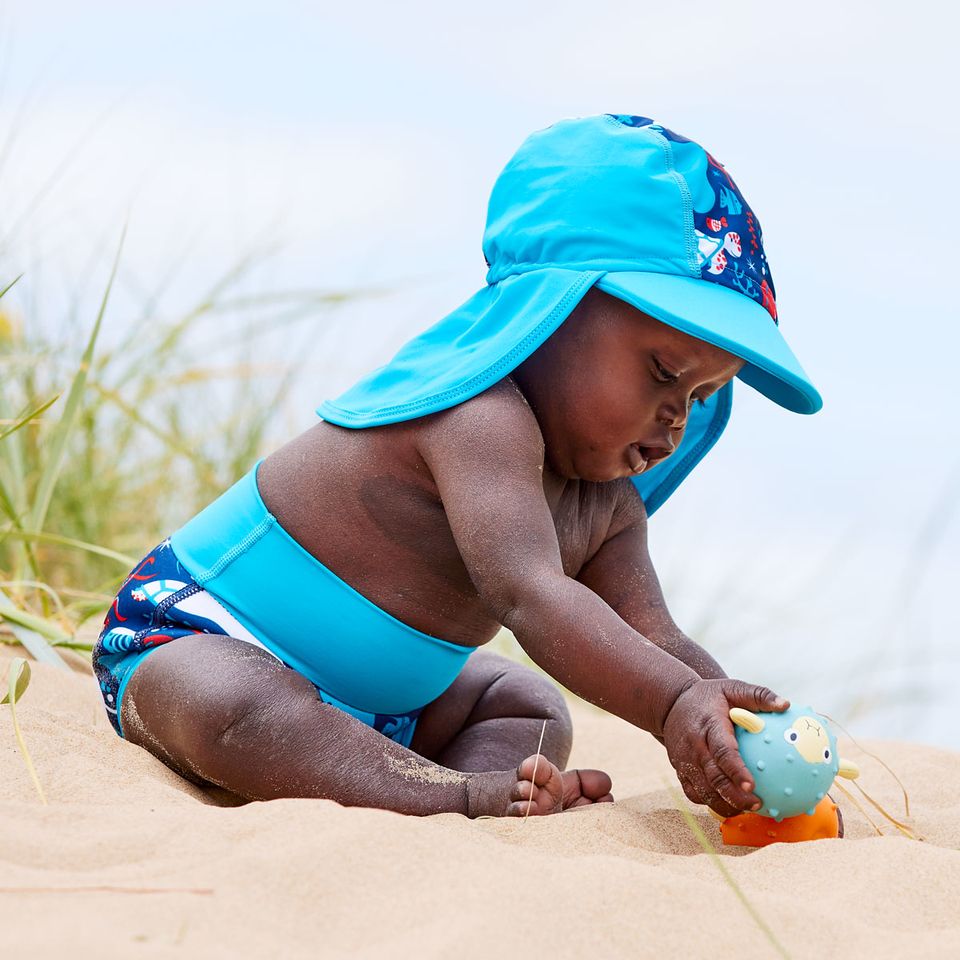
[92,539,422,747]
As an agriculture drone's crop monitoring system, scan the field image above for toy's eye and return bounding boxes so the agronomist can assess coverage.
[784,730,799,744]
[823,748,831,761]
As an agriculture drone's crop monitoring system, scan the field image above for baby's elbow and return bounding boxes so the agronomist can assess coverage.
[490,571,567,636]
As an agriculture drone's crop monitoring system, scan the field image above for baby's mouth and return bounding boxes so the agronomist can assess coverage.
[627,443,673,474]
[627,443,648,474]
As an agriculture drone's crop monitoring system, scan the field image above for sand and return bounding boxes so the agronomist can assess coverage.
[2,653,959,959]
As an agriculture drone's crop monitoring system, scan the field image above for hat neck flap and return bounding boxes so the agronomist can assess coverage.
[317,269,732,518]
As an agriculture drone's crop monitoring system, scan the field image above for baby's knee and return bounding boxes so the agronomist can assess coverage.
[527,671,572,734]
[509,667,573,767]
[121,635,309,767]
[478,659,572,734]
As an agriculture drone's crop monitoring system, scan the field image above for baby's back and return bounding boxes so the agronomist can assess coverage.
[257,380,627,645]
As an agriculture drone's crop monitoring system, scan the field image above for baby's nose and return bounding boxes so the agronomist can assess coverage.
[657,402,686,433]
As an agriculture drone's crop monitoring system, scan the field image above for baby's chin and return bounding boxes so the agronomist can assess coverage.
[544,447,591,482]
[598,452,661,483]
[555,449,640,484]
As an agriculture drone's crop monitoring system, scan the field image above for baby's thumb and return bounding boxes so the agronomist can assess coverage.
[722,679,789,713]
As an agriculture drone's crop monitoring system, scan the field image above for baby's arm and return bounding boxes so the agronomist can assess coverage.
[576,485,727,681]
[417,383,786,816]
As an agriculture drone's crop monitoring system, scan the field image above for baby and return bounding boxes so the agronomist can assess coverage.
[93,115,821,820]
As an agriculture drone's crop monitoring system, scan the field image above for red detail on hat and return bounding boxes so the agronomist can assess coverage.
[761,280,777,320]
[706,152,735,188]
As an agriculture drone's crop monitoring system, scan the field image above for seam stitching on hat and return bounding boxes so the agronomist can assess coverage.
[319,272,601,423]
[648,129,698,277]
[487,258,688,283]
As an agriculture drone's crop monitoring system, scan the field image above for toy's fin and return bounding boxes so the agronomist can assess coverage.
[729,707,765,733]
[837,758,860,780]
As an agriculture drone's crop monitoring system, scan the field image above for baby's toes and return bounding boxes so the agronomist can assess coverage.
[506,754,564,816]
[562,768,614,809]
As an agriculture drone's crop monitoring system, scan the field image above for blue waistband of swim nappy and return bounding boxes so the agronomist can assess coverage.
[170,462,475,715]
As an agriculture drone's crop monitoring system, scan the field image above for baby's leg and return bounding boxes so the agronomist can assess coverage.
[121,635,584,817]
[411,651,614,810]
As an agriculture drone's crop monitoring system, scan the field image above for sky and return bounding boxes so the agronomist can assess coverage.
[1,0,957,745]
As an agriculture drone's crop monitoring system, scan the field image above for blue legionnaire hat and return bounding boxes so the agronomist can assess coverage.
[319,114,822,515]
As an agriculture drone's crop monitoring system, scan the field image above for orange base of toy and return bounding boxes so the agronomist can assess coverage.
[720,795,842,847]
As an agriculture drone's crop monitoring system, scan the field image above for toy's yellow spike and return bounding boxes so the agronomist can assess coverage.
[729,707,765,733]
[708,807,725,821]
[837,758,860,780]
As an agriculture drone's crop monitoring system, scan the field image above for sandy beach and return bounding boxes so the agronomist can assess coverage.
[2,653,958,959]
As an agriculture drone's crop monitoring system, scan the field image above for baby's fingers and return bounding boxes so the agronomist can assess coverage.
[705,719,761,812]
[722,679,789,714]
[701,757,756,816]
[677,758,739,818]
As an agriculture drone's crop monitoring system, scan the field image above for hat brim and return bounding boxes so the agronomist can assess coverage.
[596,272,822,414]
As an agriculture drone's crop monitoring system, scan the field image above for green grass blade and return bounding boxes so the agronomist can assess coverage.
[0,528,136,567]
[0,579,65,618]
[28,224,125,534]
[0,494,43,587]
[0,603,72,643]
[90,381,218,484]
[107,248,273,395]
[0,393,61,442]
[3,657,47,804]
[0,655,30,704]
[0,588,68,669]
[49,638,95,652]
[0,470,22,523]
[0,273,23,301]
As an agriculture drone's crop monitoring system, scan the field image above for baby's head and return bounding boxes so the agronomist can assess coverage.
[514,287,743,482]
[491,115,820,483]
[321,114,822,513]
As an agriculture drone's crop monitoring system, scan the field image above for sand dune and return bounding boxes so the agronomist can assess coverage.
[1,654,958,959]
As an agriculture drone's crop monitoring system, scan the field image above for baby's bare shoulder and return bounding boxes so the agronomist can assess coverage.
[415,377,545,466]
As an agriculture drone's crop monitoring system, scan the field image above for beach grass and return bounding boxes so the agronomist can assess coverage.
[0,244,360,664]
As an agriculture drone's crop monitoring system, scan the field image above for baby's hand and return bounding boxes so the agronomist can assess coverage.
[662,679,789,818]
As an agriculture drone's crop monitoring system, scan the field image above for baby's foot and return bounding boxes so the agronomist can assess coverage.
[506,754,613,817]
[559,766,615,811]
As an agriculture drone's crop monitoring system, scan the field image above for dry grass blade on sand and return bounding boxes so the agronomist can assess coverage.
[665,782,792,960]
[2,656,46,803]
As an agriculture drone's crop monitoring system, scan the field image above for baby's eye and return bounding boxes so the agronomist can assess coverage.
[652,358,679,383]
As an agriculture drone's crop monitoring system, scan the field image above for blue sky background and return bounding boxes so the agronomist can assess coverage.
[1,1,957,745]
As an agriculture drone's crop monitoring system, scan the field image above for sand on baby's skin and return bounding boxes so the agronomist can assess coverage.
[384,752,468,785]
[2,654,959,959]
